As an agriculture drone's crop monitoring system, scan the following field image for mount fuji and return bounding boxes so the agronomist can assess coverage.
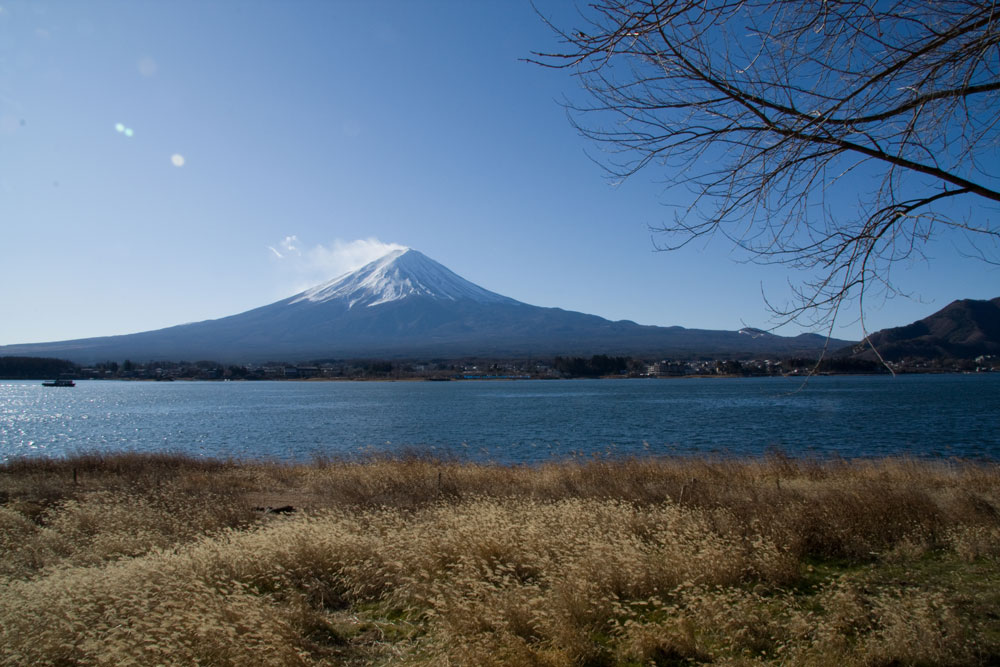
[0,248,851,363]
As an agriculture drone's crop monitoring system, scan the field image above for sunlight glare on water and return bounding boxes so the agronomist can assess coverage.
[0,375,998,464]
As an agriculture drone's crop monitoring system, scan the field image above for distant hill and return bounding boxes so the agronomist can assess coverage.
[0,248,854,364]
[0,356,78,379]
[841,297,1000,361]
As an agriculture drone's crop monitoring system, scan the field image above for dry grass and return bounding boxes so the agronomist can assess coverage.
[1,452,999,665]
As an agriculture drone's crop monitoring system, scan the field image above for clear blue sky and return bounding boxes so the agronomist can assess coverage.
[1,1,997,346]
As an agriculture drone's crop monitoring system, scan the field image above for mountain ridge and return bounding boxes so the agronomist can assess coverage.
[842,297,1000,361]
[0,249,855,363]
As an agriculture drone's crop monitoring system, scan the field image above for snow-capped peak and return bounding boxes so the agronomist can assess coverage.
[291,248,518,308]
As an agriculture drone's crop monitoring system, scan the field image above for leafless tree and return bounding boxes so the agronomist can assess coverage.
[533,0,1000,338]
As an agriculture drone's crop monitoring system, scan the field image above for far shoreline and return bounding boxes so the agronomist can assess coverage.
[8,369,989,383]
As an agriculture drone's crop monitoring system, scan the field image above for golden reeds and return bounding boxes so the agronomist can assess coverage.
[1,453,998,665]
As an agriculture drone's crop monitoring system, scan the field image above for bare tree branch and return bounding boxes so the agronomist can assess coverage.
[532,0,1000,330]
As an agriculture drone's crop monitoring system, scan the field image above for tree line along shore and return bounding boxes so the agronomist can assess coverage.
[5,353,994,383]
[1,452,998,665]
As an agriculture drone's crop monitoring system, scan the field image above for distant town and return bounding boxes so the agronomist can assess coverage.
[2,353,997,382]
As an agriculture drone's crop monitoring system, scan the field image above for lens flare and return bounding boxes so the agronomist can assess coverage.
[171,154,185,167]
[137,57,157,77]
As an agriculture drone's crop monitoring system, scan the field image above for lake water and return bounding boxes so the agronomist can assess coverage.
[1,375,998,464]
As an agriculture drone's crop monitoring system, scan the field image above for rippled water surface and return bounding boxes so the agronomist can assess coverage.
[1,375,998,463]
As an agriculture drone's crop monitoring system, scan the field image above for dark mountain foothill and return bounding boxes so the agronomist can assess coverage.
[0,249,854,364]
[841,297,1000,362]
[0,356,78,380]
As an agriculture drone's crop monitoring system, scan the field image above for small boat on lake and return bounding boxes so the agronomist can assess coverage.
[42,378,76,387]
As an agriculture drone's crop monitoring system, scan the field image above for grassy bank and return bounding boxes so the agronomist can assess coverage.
[2,453,999,665]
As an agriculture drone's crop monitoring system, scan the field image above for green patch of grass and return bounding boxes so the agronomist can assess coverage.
[862,553,1000,662]
[793,554,870,594]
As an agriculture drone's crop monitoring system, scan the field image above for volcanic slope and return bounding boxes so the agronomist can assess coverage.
[0,248,852,363]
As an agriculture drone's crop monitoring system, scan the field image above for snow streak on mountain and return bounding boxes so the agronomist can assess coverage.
[291,248,518,308]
